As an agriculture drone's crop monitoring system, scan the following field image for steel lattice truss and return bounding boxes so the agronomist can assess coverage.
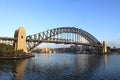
[26,27,101,51]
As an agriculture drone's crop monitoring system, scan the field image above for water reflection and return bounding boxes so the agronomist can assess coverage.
[103,55,108,69]
[12,60,26,80]
[24,54,103,80]
[0,60,26,80]
[0,54,120,80]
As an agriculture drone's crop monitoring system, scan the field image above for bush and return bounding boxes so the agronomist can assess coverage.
[0,43,27,57]
[0,43,14,56]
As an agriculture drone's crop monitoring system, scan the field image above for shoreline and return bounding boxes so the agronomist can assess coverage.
[0,54,35,60]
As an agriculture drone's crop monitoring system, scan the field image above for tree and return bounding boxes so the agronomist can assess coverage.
[0,43,14,56]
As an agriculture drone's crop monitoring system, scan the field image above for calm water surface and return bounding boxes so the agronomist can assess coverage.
[0,53,120,80]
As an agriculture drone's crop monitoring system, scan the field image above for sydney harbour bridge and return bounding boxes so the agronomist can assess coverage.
[0,27,107,53]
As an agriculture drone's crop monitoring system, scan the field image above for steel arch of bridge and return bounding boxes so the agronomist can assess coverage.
[26,27,101,51]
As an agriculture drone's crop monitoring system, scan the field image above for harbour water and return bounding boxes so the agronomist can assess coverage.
[0,53,120,80]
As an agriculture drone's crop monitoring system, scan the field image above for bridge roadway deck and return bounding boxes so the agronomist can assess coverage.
[26,39,102,47]
[0,37,17,41]
[0,37,102,47]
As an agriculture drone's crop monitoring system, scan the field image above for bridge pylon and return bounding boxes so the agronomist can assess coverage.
[14,27,28,53]
[103,41,107,54]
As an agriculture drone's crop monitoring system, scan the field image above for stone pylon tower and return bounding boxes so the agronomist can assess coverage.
[103,41,107,53]
[14,27,28,53]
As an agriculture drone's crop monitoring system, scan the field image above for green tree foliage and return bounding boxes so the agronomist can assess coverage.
[0,43,14,56]
[0,43,27,57]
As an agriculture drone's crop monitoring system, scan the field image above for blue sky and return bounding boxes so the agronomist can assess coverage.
[0,0,120,47]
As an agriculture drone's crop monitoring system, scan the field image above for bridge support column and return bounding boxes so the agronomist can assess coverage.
[14,27,28,53]
[103,41,107,54]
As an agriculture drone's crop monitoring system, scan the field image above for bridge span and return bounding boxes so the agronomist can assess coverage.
[0,27,107,53]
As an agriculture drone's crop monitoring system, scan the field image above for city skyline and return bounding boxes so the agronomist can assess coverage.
[0,0,120,48]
